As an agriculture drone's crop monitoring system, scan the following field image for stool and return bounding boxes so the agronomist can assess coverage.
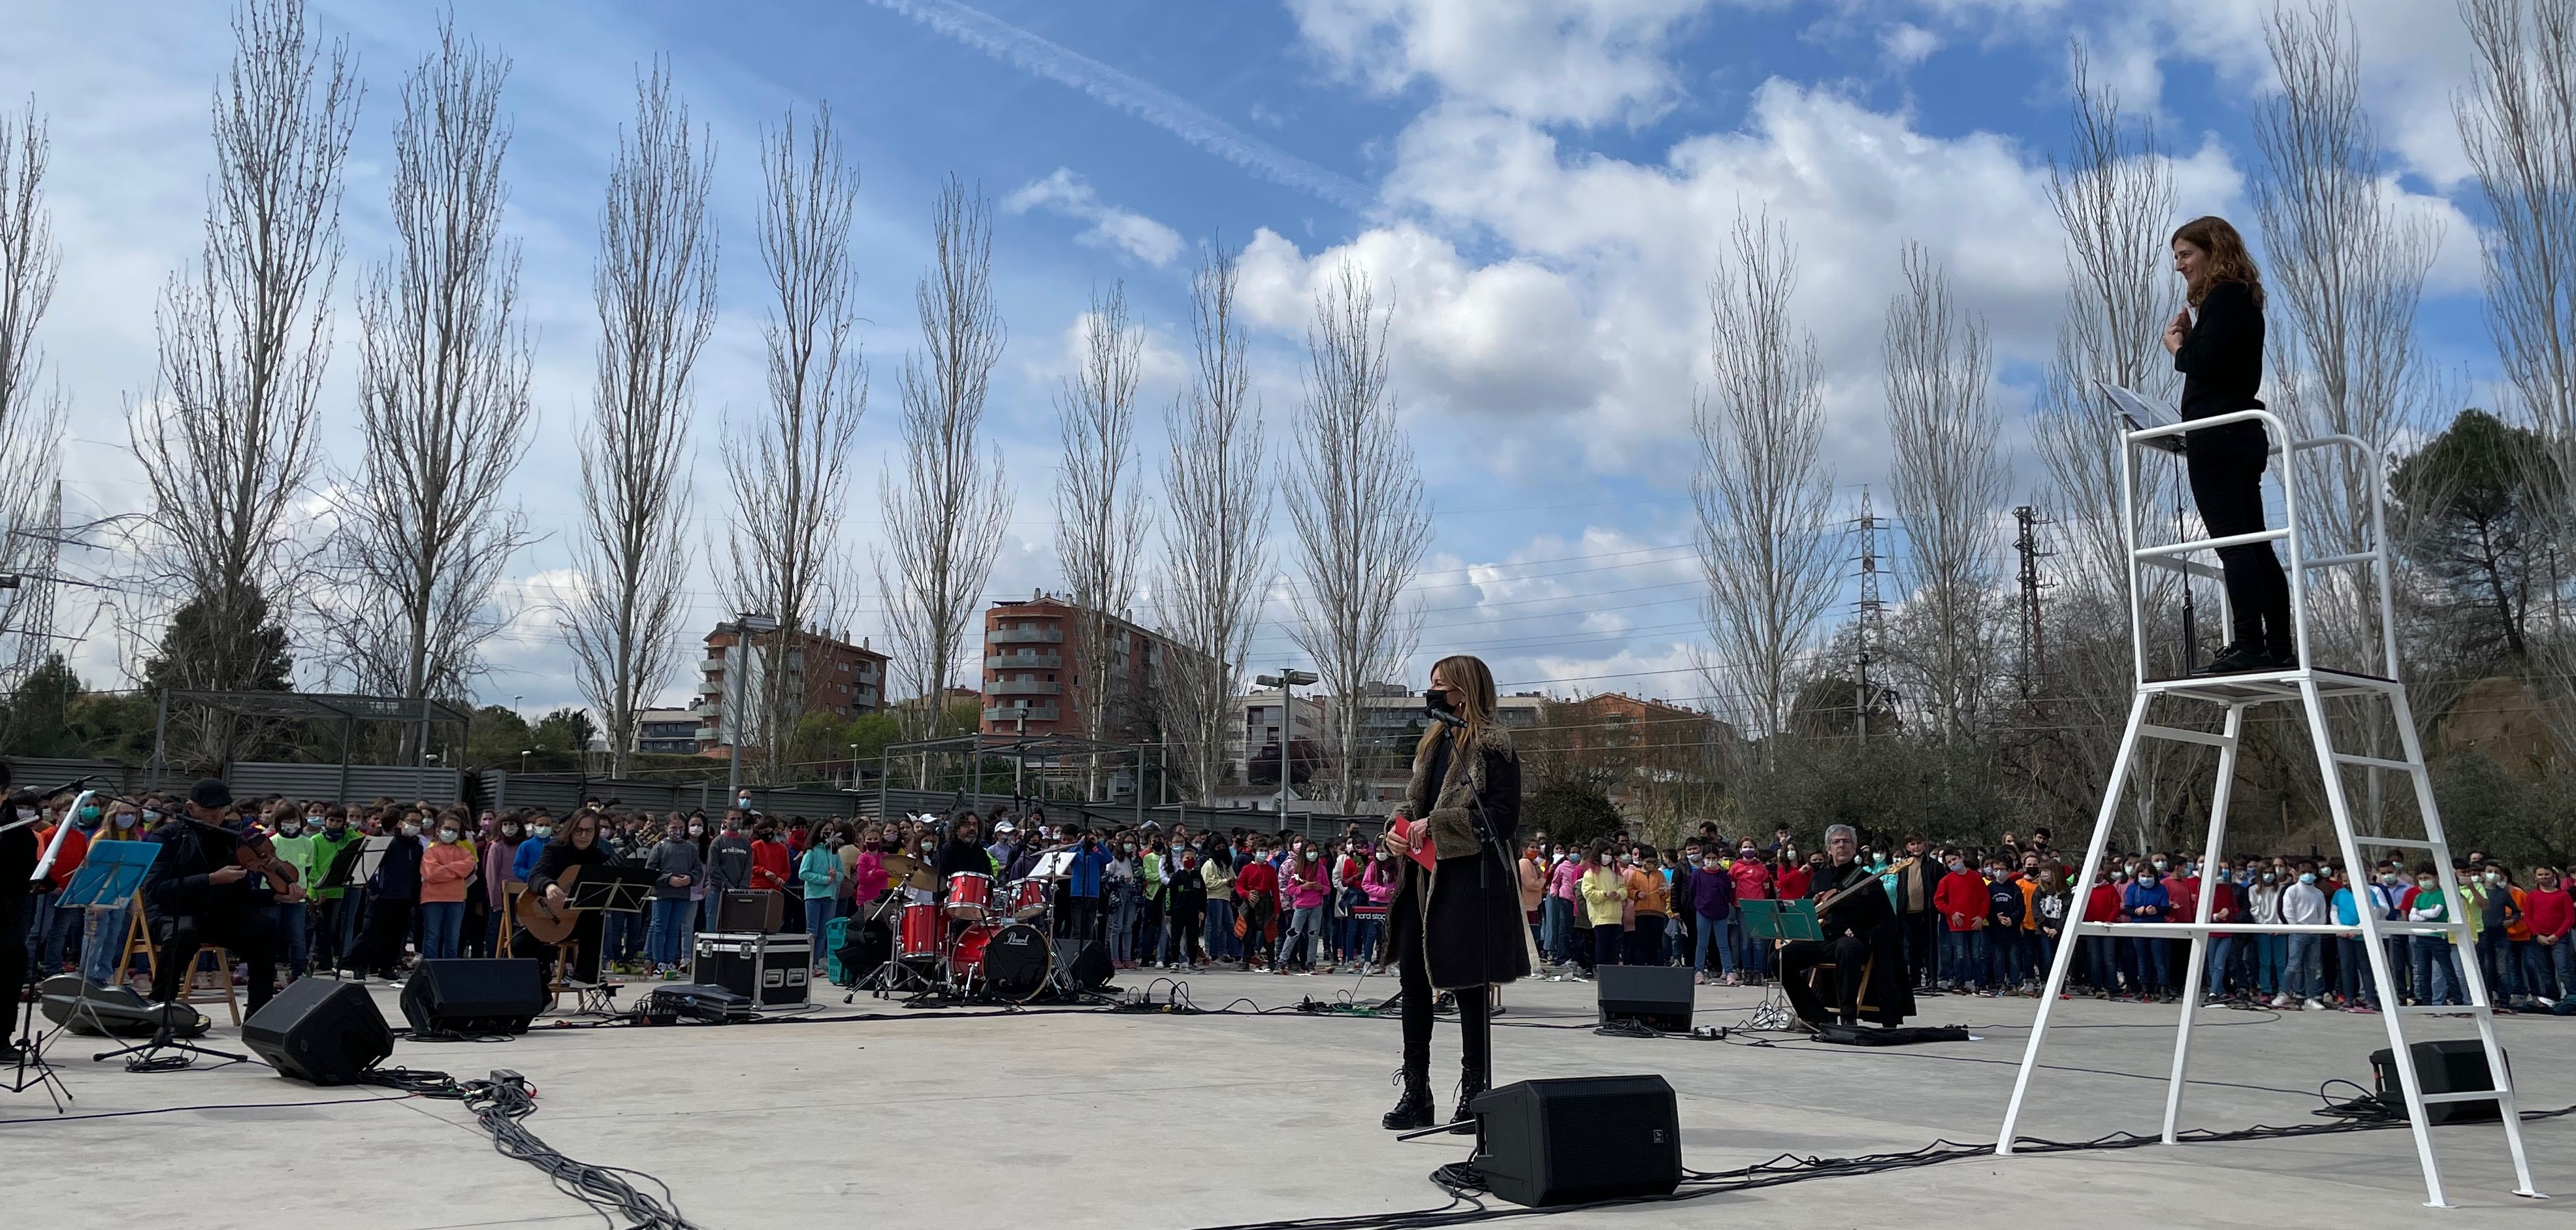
[1807,954,1880,1018]
[178,945,242,1026]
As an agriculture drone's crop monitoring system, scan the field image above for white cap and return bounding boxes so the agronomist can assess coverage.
[995,820,1016,833]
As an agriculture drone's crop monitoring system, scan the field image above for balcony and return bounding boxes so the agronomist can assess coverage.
[985,705,1059,723]
[990,626,1063,645]
[987,652,1063,670]
[698,658,725,673]
[988,679,1061,696]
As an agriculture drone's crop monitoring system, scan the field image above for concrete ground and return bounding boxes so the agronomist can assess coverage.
[6,967,2569,1229]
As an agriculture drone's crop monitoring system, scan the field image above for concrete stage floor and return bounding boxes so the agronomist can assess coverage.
[6,968,2569,1229]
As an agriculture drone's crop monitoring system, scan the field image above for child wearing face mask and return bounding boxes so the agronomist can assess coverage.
[1577,842,1628,977]
[2404,864,2465,1006]
[419,813,476,962]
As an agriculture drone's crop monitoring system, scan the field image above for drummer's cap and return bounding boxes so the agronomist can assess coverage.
[994,820,1015,833]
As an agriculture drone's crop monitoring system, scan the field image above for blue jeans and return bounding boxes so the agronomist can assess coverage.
[1940,929,1982,986]
[1203,899,1236,961]
[83,904,135,984]
[2533,939,2573,1001]
[1543,896,1573,963]
[28,893,80,974]
[2336,935,2376,1006]
[421,900,464,962]
[804,896,835,952]
[270,901,310,978]
[2475,928,2517,999]
[1695,913,1735,974]
[2036,932,2061,987]
[1350,915,1381,966]
[2205,935,2242,996]
[2283,933,2321,999]
[648,898,694,967]
[2254,934,2286,995]
[2411,938,2460,1004]
[2084,935,2117,990]
[1986,929,2025,986]
[2123,935,2170,992]
[702,892,725,932]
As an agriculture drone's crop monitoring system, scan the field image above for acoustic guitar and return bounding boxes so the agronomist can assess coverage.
[518,864,584,945]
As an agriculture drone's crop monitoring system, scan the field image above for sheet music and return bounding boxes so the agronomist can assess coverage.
[2097,381,2188,454]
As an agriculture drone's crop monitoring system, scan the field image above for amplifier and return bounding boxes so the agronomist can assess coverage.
[716,890,784,933]
[690,931,810,1007]
[1470,1075,1682,1208]
[1595,965,1694,1033]
[2373,1041,2505,1124]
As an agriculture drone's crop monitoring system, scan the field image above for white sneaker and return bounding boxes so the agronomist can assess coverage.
[2303,998,2325,1011]
[2269,993,2292,1007]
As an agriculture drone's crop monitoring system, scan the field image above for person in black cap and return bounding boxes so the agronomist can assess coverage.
[143,777,293,1015]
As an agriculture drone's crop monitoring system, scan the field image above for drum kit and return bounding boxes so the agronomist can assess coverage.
[843,850,1083,1004]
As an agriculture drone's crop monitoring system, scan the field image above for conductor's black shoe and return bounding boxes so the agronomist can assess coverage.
[1448,1071,1489,1134]
[1383,1070,1435,1130]
[2195,642,2274,675]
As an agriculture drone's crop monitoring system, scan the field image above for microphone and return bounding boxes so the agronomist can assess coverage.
[1423,697,1466,728]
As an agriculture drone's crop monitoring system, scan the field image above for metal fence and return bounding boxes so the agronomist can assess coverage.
[2,757,461,805]
[471,771,868,819]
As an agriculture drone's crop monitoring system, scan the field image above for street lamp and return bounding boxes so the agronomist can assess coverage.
[848,741,860,791]
[724,612,783,803]
[520,749,532,775]
[1254,668,1317,824]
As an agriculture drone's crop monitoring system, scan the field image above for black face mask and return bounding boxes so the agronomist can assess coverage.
[1424,688,1455,721]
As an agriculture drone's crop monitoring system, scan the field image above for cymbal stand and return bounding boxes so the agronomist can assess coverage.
[3,977,72,1111]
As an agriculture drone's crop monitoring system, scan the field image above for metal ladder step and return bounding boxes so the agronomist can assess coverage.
[2389,1004,2492,1018]
[2353,835,2435,849]
[2415,1090,2503,1106]
[2332,753,2419,773]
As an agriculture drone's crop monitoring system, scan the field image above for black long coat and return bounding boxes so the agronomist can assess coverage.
[1385,724,1533,990]
[1811,862,1918,1026]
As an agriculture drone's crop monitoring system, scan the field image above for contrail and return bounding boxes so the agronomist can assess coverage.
[862,0,1375,212]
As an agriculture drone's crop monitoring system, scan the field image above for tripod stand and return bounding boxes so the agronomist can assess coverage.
[3,975,72,1111]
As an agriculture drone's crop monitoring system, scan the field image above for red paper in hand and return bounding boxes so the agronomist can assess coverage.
[1389,818,1438,872]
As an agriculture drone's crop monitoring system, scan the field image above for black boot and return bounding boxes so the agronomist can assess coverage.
[1448,1066,1489,1133]
[1382,1068,1434,1130]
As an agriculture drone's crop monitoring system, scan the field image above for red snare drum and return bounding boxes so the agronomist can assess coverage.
[1006,877,1050,921]
[942,871,993,919]
[897,902,944,962]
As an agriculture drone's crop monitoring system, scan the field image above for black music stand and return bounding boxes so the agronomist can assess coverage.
[569,866,656,914]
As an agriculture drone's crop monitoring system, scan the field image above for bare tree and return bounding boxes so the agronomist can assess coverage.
[1288,261,1429,811]
[565,63,715,777]
[728,106,867,780]
[2030,47,2201,853]
[1693,212,1839,756]
[330,18,532,752]
[1882,243,2006,743]
[1054,280,1149,790]
[131,0,355,759]
[877,176,1010,744]
[0,102,65,710]
[2037,45,2178,597]
[2458,0,2576,755]
[2257,2,2445,670]
[1157,242,1270,805]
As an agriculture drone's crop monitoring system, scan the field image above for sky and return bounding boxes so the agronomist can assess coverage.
[1,0,2509,726]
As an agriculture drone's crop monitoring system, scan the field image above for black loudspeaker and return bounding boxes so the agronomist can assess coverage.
[1470,1075,1682,1208]
[718,890,784,933]
[401,958,549,1036]
[242,978,394,1086]
[2373,1041,2504,1124]
[1057,939,1114,991]
[1595,965,1694,1033]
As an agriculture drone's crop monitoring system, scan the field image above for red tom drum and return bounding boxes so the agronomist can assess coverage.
[897,901,945,961]
[942,871,993,919]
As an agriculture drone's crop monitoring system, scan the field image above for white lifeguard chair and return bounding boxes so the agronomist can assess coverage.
[1994,396,2543,1208]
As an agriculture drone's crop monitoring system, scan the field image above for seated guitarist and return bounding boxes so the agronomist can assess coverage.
[513,810,611,985]
[1779,824,1915,1031]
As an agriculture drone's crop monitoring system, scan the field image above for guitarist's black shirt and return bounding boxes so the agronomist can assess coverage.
[528,839,611,896]
[1811,859,1896,941]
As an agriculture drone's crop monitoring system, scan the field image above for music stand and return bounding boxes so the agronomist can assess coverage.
[569,866,656,914]
[2098,381,2188,456]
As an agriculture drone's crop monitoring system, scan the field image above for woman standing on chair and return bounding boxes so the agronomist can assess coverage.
[2165,215,2292,674]
[1380,654,1530,1131]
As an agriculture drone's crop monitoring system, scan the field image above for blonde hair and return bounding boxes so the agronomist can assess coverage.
[1414,654,1499,762]
[2170,216,2266,309]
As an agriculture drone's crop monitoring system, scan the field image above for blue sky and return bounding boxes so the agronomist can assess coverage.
[7,0,2502,722]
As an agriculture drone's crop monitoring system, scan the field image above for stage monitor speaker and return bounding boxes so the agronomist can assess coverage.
[717,889,784,933]
[1595,965,1694,1033]
[242,978,393,1086]
[1470,1075,1681,1208]
[401,958,549,1037]
[1057,939,1114,991]
[2373,1040,2504,1124]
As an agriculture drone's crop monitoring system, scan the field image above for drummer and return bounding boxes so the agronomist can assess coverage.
[933,812,994,892]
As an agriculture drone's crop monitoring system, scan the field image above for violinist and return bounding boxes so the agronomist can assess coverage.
[144,777,297,1016]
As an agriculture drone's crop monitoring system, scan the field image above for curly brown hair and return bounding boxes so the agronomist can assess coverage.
[2170,215,2265,309]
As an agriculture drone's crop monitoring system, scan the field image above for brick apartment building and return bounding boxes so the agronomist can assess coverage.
[694,620,892,753]
[980,592,1185,740]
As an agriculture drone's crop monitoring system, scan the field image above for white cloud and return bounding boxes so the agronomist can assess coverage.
[1880,21,1942,67]
[1004,168,1185,267]
[1289,0,1712,126]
